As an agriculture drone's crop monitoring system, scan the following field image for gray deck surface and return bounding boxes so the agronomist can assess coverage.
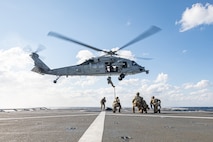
[0,109,213,142]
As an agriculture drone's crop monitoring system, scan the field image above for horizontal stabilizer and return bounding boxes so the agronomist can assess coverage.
[31,67,45,75]
[30,52,50,75]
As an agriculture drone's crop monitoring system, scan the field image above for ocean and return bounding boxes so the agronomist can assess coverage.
[2,107,213,112]
[54,107,213,112]
[163,107,213,112]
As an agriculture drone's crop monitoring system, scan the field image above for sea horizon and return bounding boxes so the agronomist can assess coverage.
[1,106,213,112]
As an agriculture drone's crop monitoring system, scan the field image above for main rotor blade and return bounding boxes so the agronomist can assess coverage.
[118,25,161,51]
[48,31,105,52]
[136,57,153,60]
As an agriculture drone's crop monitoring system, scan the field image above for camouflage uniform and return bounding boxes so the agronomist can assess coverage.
[141,99,149,113]
[113,97,121,113]
[100,97,106,111]
[132,92,143,113]
[150,96,161,113]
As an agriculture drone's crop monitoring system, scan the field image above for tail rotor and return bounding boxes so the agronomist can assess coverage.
[24,44,46,55]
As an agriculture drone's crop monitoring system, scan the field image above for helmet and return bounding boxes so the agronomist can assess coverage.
[136,92,140,96]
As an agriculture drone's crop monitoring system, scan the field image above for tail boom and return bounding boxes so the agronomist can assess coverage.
[30,53,50,75]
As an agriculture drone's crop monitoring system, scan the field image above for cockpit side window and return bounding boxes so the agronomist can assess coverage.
[80,59,94,65]
[132,61,137,66]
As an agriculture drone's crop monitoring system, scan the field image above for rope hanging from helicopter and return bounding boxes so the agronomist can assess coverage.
[107,76,117,98]
[113,86,116,98]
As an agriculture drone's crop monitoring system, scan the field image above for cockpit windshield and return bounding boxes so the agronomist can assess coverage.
[132,61,138,66]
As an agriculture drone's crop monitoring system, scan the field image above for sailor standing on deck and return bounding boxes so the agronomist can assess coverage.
[100,97,106,111]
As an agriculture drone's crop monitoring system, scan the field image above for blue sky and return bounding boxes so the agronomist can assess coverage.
[0,0,213,108]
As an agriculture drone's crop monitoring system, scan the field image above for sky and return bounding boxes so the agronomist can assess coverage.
[0,0,213,108]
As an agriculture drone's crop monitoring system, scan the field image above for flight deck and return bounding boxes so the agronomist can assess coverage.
[0,108,213,142]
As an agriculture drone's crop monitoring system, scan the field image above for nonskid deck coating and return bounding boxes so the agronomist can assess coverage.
[0,109,212,142]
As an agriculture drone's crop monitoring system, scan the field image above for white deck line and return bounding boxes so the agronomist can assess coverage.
[108,113,213,120]
[78,111,106,142]
[0,113,98,121]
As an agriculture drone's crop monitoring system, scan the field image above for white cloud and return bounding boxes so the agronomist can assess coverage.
[119,78,140,86]
[76,50,94,64]
[0,47,101,108]
[136,75,213,107]
[74,76,99,87]
[117,50,135,60]
[154,73,168,83]
[195,80,211,88]
[176,3,213,32]
[183,80,211,89]
[0,47,31,71]
[0,47,212,108]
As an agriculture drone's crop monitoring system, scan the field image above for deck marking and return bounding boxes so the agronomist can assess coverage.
[78,111,106,142]
[108,113,213,120]
[0,113,98,121]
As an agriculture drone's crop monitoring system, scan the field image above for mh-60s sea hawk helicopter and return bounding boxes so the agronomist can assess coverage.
[30,26,161,84]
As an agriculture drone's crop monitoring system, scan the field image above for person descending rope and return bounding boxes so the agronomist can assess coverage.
[107,76,115,87]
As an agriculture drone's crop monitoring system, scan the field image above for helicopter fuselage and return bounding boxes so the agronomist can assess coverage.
[31,26,161,84]
[30,53,148,83]
[48,56,147,76]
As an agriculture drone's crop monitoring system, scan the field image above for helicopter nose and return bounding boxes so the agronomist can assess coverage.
[139,66,145,72]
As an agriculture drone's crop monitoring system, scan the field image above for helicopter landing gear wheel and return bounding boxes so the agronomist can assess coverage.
[53,76,61,84]
[118,73,125,81]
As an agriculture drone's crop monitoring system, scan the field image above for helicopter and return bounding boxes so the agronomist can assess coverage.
[30,25,161,84]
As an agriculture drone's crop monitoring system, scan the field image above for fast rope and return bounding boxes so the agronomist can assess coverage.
[113,86,116,98]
